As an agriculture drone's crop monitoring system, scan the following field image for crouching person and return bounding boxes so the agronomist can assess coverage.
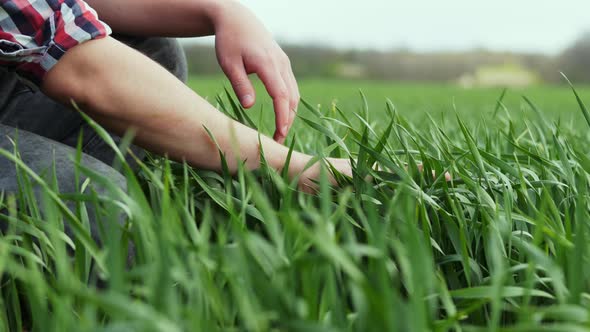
[0,0,353,267]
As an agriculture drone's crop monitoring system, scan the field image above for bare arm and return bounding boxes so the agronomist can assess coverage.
[41,37,341,189]
[86,0,300,144]
[84,0,220,37]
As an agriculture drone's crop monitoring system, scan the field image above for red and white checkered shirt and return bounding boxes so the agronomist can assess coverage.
[0,0,111,85]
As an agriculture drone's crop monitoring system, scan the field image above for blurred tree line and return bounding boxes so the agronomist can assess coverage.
[183,33,590,84]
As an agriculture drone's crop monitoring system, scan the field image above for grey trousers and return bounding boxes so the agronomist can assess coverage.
[0,36,188,259]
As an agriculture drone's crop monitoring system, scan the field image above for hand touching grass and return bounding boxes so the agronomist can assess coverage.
[213,1,300,144]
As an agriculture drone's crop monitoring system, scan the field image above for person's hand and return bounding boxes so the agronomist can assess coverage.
[297,158,452,194]
[298,158,353,194]
[212,1,300,144]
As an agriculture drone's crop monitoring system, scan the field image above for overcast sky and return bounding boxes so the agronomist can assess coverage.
[188,0,590,55]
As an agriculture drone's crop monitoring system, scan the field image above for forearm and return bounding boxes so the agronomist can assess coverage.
[42,37,309,177]
[85,0,232,37]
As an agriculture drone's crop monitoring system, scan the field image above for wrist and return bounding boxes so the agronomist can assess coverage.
[285,152,314,179]
[205,0,241,32]
[257,136,311,179]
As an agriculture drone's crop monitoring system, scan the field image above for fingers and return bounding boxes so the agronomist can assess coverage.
[278,48,301,134]
[417,164,452,181]
[225,46,299,144]
[255,61,291,143]
[222,59,256,109]
[279,59,300,135]
[273,94,290,144]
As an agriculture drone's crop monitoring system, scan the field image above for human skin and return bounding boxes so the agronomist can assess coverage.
[41,37,351,192]
[35,0,353,191]
[85,0,298,143]
[41,1,444,191]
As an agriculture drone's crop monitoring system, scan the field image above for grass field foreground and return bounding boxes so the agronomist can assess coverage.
[1,79,590,330]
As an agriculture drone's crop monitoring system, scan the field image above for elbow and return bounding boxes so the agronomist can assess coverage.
[41,38,114,115]
[42,59,92,111]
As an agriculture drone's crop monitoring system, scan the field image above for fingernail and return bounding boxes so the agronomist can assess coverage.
[241,94,254,106]
[282,125,288,135]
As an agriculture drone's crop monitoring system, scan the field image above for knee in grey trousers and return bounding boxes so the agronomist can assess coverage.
[0,36,188,264]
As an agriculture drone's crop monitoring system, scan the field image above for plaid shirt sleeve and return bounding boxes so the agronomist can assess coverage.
[0,0,111,86]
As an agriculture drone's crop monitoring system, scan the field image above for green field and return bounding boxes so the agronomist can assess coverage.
[3,78,590,331]
[190,76,590,128]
